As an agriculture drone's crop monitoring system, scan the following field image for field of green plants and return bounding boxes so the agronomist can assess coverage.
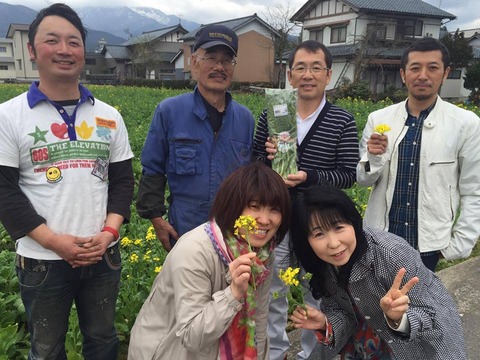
[0,83,478,358]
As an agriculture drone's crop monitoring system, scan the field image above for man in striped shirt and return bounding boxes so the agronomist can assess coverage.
[252,40,359,360]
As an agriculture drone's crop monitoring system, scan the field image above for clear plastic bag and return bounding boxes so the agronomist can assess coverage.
[265,88,298,178]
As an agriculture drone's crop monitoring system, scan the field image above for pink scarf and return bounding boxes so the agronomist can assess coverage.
[208,221,273,360]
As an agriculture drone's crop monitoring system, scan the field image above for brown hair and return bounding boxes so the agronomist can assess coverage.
[210,162,291,245]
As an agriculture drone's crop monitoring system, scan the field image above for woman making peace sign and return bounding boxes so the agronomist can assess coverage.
[289,185,467,360]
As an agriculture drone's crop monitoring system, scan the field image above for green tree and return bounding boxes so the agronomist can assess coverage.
[440,29,473,69]
[463,61,480,103]
[262,0,301,87]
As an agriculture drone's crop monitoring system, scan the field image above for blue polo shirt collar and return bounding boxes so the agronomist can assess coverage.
[26,81,95,108]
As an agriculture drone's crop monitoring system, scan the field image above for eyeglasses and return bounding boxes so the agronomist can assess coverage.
[291,65,330,75]
[194,54,237,69]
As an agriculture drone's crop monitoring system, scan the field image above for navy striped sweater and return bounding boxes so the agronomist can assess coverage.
[252,101,359,192]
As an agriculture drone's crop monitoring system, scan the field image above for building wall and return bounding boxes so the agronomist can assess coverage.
[303,11,442,46]
[0,39,16,79]
[175,52,185,79]
[234,30,274,83]
[469,37,480,47]
[11,29,38,80]
[441,71,470,101]
[182,27,275,83]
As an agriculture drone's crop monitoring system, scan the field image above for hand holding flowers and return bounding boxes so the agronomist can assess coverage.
[290,304,327,331]
[225,215,271,358]
[373,123,391,135]
[274,267,312,314]
[368,123,391,155]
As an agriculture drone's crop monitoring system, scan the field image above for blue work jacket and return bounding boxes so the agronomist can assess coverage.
[141,87,254,236]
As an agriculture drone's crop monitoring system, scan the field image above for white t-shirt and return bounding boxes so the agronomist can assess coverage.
[0,91,133,259]
[296,95,326,145]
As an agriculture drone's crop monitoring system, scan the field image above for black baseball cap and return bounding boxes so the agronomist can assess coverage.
[193,24,238,55]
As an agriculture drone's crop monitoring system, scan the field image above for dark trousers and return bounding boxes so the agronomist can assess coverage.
[421,251,440,272]
[16,244,121,360]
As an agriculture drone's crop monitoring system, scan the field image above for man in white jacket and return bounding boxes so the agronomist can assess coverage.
[357,37,480,271]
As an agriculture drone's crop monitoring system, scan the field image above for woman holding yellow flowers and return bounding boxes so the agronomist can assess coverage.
[288,185,466,360]
[128,163,291,360]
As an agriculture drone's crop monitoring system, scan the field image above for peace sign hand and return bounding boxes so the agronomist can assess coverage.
[380,268,419,323]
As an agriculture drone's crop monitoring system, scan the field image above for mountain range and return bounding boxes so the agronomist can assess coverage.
[0,2,200,52]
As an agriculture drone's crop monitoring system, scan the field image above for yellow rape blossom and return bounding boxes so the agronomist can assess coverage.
[154,266,162,273]
[373,124,391,135]
[129,253,139,263]
[143,250,152,261]
[278,267,311,312]
[226,215,260,350]
[233,215,257,238]
[279,267,300,286]
[146,226,156,241]
[121,237,132,247]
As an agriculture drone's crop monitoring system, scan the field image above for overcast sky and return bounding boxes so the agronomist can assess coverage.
[3,0,479,31]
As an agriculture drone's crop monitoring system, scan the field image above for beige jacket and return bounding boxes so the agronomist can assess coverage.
[128,222,272,359]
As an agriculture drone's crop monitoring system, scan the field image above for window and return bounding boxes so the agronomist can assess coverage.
[405,20,423,37]
[331,26,347,43]
[447,69,462,79]
[31,61,37,70]
[0,65,8,70]
[85,58,97,65]
[367,24,387,40]
[309,29,324,42]
[0,46,7,53]
[17,59,22,70]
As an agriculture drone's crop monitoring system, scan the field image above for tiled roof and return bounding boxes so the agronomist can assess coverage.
[345,0,455,18]
[182,13,278,41]
[329,44,358,56]
[104,45,131,59]
[328,44,407,58]
[123,24,187,46]
[292,0,455,21]
[130,51,179,64]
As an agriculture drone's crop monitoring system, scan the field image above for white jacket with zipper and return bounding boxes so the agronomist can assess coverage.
[357,96,480,260]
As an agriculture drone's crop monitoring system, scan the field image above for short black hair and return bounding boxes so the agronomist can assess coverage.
[288,40,333,69]
[28,3,87,50]
[400,37,450,71]
[210,162,291,247]
[290,185,367,298]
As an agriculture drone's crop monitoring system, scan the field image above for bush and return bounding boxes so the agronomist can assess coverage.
[332,78,372,101]
[120,78,195,90]
[377,85,408,103]
[0,251,29,359]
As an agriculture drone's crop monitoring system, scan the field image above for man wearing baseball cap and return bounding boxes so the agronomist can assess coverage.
[136,24,255,252]
[193,24,238,55]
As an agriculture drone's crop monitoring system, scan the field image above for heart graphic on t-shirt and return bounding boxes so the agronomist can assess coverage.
[51,123,68,139]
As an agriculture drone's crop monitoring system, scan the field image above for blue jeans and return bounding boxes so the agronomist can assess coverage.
[16,243,121,360]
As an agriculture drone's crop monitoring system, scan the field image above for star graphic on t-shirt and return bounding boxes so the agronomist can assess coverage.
[28,126,48,145]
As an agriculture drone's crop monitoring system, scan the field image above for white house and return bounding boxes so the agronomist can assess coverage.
[0,38,16,80]
[289,0,457,97]
[5,24,39,81]
[441,30,480,100]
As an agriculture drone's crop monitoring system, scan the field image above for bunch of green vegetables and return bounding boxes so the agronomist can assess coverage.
[265,88,298,179]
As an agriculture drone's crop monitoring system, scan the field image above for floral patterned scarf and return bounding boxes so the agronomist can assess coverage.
[206,221,273,360]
